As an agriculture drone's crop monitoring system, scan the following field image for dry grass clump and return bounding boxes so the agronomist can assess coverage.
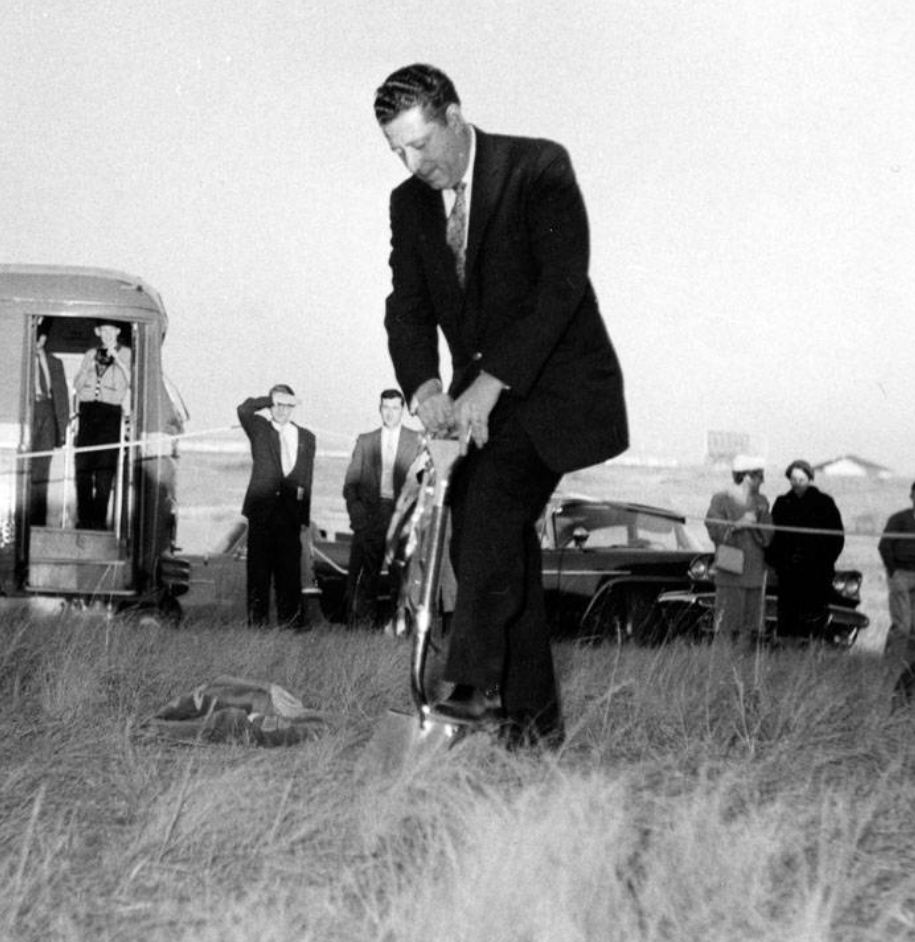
[1,613,915,941]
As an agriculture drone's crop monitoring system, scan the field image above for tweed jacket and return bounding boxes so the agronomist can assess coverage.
[343,425,422,532]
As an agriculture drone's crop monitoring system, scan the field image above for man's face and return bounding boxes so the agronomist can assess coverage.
[382,104,468,190]
[96,324,120,349]
[380,397,404,429]
[270,402,295,426]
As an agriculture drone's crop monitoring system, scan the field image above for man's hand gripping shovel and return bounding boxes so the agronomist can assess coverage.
[357,437,470,777]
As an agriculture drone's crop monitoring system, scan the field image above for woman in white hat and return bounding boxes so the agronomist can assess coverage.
[705,455,773,650]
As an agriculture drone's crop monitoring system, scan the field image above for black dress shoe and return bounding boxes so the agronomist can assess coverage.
[433,685,503,724]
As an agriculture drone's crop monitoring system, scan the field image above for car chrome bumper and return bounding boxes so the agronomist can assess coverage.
[657,590,869,632]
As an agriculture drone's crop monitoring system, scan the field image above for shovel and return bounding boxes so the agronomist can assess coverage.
[356,437,468,777]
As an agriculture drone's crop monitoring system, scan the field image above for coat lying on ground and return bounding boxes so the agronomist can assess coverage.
[140,675,330,746]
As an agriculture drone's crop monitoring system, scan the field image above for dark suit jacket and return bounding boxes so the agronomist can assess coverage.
[343,425,422,531]
[33,351,70,449]
[384,128,628,474]
[237,397,316,526]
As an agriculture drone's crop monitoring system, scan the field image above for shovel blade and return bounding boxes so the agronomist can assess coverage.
[356,708,463,778]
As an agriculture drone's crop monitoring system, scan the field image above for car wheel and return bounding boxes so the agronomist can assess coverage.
[626,591,670,646]
[580,586,668,645]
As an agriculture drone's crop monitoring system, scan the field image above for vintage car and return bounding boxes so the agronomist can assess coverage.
[656,553,869,648]
[538,496,703,641]
[161,495,704,637]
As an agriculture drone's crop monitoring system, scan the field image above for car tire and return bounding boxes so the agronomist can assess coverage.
[581,586,668,645]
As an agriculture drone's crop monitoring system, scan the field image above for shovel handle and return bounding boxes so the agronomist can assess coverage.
[410,437,462,715]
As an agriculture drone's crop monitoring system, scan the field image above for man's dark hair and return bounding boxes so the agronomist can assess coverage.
[269,383,296,398]
[380,388,405,406]
[374,64,460,125]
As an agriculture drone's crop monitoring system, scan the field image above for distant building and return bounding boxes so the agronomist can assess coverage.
[813,454,893,479]
[706,430,752,468]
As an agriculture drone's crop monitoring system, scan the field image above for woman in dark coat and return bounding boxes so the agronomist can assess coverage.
[766,459,844,640]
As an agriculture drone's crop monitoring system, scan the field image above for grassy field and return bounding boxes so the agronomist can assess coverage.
[2,612,915,941]
[2,448,912,941]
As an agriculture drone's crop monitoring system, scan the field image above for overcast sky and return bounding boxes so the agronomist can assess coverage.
[4,1,913,470]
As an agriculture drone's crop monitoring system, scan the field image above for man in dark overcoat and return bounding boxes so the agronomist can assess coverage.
[30,317,70,526]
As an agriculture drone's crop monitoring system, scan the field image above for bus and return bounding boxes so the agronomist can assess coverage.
[0,265,187,620]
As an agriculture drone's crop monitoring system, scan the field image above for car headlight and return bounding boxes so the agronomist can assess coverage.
[833,571,862,601]
[689,555,713,582]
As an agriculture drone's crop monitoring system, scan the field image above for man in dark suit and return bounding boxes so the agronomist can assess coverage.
[374,64,628,745]
[343,388,423,626]
[238,385,316,628]
[30,317,70,526]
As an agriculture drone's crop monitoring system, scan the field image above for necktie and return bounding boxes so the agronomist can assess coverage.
[446,182,467,287]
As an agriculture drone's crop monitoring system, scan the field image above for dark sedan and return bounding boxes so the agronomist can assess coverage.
[538,496,703,641]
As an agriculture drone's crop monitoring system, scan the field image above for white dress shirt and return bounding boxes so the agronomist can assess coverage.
[273,421,298,476]
[380,425,401,499]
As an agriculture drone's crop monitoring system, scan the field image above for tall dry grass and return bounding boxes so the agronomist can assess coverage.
[1,608,914,941]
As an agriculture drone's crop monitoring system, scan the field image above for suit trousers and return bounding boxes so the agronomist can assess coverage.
[75,401,122,530]
[445,411,561,729]
[246,500,303,628]
[346,498,395,626]
[887,570,915,660]
[30,399,57,526]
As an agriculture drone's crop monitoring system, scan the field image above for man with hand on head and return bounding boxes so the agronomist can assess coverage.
[343,388,422,627]
[374,63,628,747]
[238,385,316,629]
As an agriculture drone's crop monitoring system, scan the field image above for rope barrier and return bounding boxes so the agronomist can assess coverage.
[5,420,358,462]
[691,513,915,542]
[2,421,910,542]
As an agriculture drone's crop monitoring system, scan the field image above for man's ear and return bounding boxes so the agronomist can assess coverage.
[445,103,463,128]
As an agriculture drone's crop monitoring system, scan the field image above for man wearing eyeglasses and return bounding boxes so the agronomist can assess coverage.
[238,385,316,629]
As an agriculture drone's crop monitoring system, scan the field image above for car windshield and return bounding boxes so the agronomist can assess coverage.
[549,501,698,551]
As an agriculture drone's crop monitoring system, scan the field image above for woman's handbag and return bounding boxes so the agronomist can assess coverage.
[715,541,745,575]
